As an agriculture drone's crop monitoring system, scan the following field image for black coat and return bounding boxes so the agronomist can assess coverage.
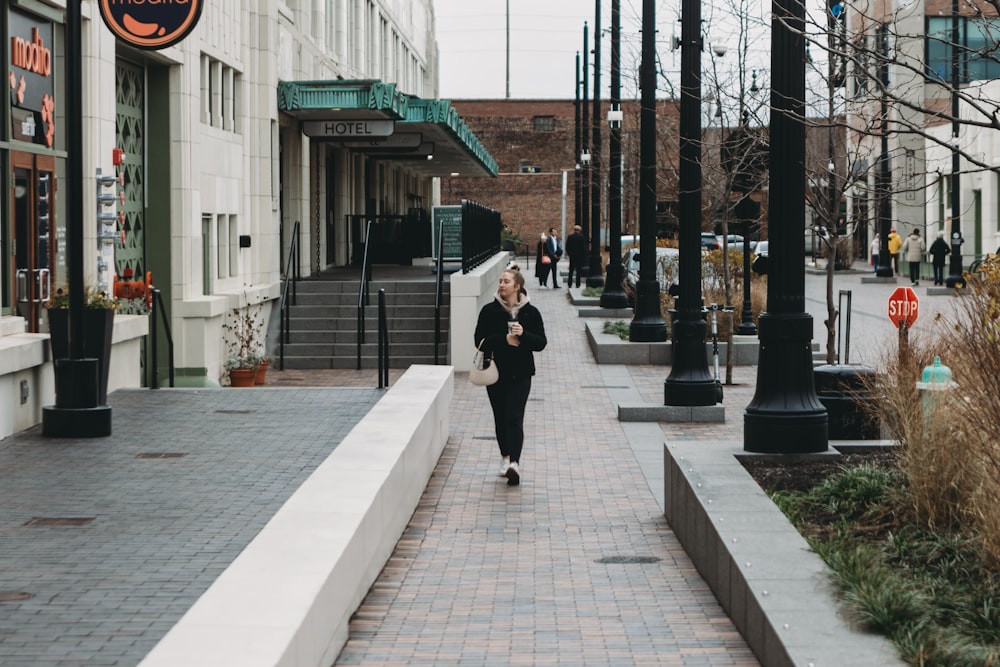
[474,299,547,381]
[566,231,588,261]
[929,238,950,265]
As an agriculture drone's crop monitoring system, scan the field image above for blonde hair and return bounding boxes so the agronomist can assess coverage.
[503,268,527,296]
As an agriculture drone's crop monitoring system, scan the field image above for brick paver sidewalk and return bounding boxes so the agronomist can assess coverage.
[334,280,759,666]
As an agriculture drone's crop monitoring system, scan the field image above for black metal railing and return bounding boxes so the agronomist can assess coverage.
[460,200,503,274]
[150,288,175,388]
[377,288,389,388]
[357,220,374,370]
[278,220,301,371]
[434,218,445,364]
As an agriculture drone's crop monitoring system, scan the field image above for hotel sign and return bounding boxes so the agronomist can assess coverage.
[303,120,395,139]
[8,11,54,146]
[99,0,203,50]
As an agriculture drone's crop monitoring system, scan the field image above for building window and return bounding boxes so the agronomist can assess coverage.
[926,17,1000,83]
[229,215,239,277]
[200,54,242,133]
[533,116,556,132]
[202,214,212,295]
[217,214,227,279]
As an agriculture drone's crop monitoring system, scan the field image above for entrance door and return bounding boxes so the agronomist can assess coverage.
[11,152,56,332]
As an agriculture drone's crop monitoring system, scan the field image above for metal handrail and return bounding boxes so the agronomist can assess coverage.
[357,220,373,370]
[377,288,389,388]
[150,288,175,388]
[278,220,301,371]
[434,219,445,364]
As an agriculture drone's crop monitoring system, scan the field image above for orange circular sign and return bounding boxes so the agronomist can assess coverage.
[98,0,203,51]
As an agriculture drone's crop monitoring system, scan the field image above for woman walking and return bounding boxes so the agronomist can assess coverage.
[474,268,547,486]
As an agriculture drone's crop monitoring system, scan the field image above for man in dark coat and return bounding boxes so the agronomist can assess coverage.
[565,225,588,288]
[929,230,950,286]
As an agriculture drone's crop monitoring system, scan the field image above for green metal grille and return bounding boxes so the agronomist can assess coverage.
[115,60,145,288]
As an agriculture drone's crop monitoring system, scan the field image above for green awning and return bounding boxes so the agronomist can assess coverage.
[277,79,497,177]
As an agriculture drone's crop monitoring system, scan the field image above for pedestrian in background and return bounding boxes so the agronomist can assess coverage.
[535,233,550,287]
[888,227,902,276]
[474,267,547,486]
[929,230,950,286]
[901,227,925,286]
[870,233,880,274]
[545,227,563,288]
[565,224,588,288]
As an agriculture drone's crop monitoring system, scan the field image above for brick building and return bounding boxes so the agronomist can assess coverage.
[446,99,683,247]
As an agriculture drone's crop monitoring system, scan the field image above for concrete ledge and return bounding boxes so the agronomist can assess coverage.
[926,286,969,296]
[585,320,760,365]
[139,365,454,667]
[619,402,725,423]
[577,306,633,318]
[664,440,907,667]
[566,288,600,306]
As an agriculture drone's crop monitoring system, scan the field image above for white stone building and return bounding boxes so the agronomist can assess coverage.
[0,0,496,438]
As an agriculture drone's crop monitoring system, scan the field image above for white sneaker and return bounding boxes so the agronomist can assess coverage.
[506,461,520,486]
[498,458,510,477]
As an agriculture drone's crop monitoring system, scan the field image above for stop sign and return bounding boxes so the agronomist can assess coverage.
[888,286,919,328]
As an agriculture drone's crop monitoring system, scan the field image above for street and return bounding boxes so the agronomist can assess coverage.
[802,267,965,368]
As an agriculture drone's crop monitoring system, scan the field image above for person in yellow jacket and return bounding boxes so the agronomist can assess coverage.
[887,227,902,276]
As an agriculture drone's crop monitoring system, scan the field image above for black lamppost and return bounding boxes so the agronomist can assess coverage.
[735,196,759,336]
[874,25,893,278]
[663,0,716,404]
[575,51,582,237]
[744,0,828,452]
[41,1,113,437]
[945,0,964,287]
[580,23,591,280]
[587,0,605,288]
[601,0,628,308]
[629,0,667,341]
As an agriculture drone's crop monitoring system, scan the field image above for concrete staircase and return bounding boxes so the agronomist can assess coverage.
[279,278,449,369]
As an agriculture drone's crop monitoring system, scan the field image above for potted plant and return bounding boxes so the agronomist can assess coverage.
[45,286,119,404]
[222,298,265,387]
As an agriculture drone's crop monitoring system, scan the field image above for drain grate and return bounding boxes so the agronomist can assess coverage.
[23,517,95,527]
[0,591,33,602]
[136,452,187,459]
[595,555,662,564]
[215,409,254,415]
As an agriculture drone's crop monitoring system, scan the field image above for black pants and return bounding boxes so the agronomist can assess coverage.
[486,377,532,463]
[549,260,560,287]
[567,256,584,287]
[908,260,920,284]
[933,262,945,285]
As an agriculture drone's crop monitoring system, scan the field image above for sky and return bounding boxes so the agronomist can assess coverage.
[432,0,827,109]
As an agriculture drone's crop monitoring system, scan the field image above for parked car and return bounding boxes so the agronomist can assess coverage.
[716,234,752,253]
[751,240,769,274]
[622,247,679,302]
[700,232,722,251]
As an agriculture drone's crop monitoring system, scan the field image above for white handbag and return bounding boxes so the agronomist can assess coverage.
[470,340,499,386]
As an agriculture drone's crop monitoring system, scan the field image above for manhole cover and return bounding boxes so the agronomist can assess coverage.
[0,591,33,602]
[136,452,187,459]
[23,517,95,527]
[215,409,254,415]
[595,555,662,564]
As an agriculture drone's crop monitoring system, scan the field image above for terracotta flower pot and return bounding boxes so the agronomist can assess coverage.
[254,360,269,385]
[228,368,256,387]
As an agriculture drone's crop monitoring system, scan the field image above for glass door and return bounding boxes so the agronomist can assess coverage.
[11,152,56,332]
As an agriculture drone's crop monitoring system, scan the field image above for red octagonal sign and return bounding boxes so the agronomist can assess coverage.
[888,286,919,328]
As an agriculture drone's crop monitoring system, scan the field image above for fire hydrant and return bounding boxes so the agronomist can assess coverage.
[915,356,957,426]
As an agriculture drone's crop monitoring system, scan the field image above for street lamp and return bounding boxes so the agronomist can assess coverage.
[663,0,716,404]
[601,0,628,309]
[580,23,591,281]
[587,0,605,288]
[744,0,828,452]
[629,0,667,342]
